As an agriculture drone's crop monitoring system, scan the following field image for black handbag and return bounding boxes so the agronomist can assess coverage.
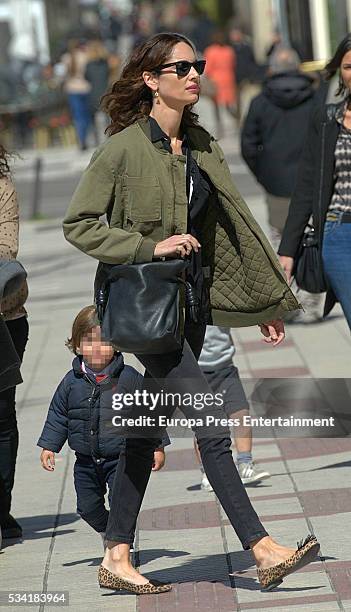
[293,224,327,294]
[96,259,190,354]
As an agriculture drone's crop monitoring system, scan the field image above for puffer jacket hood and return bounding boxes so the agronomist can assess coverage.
[263,71,315,109]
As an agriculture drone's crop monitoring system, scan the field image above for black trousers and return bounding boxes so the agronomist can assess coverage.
[0,315,22,393]
[106,320,268,550]
[74,453,122,534]
[0,317,29,523]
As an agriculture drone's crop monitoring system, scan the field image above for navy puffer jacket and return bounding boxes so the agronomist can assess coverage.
[37,354,168,458]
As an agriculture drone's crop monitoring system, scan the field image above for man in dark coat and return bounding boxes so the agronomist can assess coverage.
[241,46,322,321]
[229,27,259,85]
[228,27,262,121]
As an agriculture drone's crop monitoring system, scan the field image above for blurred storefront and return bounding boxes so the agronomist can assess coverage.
[0,0,50,63]
[232,0,350,63]
[271,0,350,61]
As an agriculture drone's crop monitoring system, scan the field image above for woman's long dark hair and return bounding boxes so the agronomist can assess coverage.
[102,32,200,135]
[0,144,11,179]
[325,33,351,96]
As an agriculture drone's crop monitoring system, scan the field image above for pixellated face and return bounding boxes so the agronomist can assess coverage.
[144,42,203,110]
[341,49,351,92]
[78,326,114,370]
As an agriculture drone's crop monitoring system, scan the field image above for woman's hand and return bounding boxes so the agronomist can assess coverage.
[153,234,201,259]
[259,319,285,347]
[40,449,55,471]
[279,255,294,284]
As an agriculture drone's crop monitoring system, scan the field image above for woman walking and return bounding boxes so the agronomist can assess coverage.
[62,40,92,151]
[63,33,320,594]
[0,144,29,540]
[279,34,351,328]
[203,30,237,132]
[85,40,110,145]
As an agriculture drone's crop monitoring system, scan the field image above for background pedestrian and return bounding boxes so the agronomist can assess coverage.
[195,325,270,491]
[229,26,261,122]
[85,40,110,145]
[279,34,351,329]
[62,40,92,151]
[241,46,322,322]
[0,143,29,541]
[204,30,237,134]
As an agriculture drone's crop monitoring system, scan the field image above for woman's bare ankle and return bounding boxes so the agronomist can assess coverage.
[101,552,149,585]
[103,542,131,567]
[250,536,296,569]
[102,554,136,577]
[250,536,272,563]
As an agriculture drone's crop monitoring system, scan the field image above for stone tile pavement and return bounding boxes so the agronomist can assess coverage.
[1,120,351,612]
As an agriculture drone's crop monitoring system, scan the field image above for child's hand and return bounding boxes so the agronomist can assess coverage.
[152,448,165,471]
[40,449,55,471]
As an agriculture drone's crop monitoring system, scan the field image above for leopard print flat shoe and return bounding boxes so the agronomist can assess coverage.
[98,565,172,595]
[257,534,320,592]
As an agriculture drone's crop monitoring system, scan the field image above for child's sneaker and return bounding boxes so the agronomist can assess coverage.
[238,462,270,485]
[201,474,214,492]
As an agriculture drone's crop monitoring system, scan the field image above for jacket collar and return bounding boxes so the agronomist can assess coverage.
[149,115,170,144]
[148,115,189,153]
[136,117,223,192]
[138,117,164,151]
[137,116,199,160]
[72,352,124,380]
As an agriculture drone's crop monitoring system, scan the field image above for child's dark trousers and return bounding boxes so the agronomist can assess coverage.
[73,453,120,533]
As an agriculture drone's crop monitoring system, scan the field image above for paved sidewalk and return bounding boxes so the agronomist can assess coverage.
[1,126,351,612]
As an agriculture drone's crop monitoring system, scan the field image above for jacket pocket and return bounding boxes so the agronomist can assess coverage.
[123,175,162,222]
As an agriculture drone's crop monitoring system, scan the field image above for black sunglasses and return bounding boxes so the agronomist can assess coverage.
[154,59,206,77]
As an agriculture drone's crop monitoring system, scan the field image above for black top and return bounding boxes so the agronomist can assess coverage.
[85,59,110,113]
[148,115,212,223]
[230,41,258,84]
[149,116,212,321]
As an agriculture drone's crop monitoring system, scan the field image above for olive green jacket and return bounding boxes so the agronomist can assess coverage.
[63,118,300,327]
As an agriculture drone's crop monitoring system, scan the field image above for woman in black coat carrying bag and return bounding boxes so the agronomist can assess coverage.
[279,34,351,328]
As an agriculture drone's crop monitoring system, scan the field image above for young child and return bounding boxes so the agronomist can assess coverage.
[37,305,169,548]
